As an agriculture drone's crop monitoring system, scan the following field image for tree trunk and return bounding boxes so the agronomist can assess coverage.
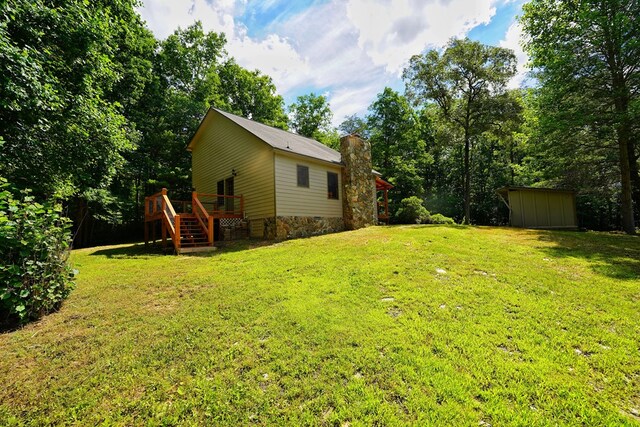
[617,122,636,234]
[463,133,471,224]
[610,70,636,234]
[628,140,640,225]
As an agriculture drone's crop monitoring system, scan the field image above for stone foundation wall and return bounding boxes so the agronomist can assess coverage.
[263,217,277,240]
[252,216,343,240]
[275,216,344,240]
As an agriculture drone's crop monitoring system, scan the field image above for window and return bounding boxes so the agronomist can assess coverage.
[297,165,309,188]
[217,180,225,208]
[327,172,339,199]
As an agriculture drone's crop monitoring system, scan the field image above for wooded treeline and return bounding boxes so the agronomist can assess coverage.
[1,0,638,244]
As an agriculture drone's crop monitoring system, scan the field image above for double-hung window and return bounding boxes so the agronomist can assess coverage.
[327,172,339,199]
[297,165,309,188]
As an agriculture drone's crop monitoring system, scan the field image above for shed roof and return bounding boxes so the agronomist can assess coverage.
[188,108,342,165]
[496,186,575,197]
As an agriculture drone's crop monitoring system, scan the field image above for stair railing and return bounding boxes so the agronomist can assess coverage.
[192,192,214,245]
[161,188,180,251]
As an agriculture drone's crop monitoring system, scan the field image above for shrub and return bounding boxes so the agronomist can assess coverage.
[428,213,456,225]
[0,178,76,327]
[395,196,430,224]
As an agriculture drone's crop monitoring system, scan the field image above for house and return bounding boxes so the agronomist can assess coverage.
[496,186,578,229]
[144,108,392,250]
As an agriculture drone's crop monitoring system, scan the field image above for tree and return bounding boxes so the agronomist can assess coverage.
[218,61,288,129]
[403,38,518,224]
[0,0,158,246]
[0,0,150,199]
[339,114,368,137]
[521,0,639,234]
[133,22,227,201]
[288,93,333,138]
[366,88,433,217]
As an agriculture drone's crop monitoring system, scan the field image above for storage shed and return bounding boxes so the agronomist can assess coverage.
[497,186,578,229]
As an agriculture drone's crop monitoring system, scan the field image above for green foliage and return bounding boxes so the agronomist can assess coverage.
[395,196,430,224]
[521,0,640,233]
[0,178,75,326]
[0,0,147,199]
[288,93,334,138]
[367,88,434,216]
[427,213,456,225]
[338,114,368,137]
[404,38,519,224]
[218,60,288,129]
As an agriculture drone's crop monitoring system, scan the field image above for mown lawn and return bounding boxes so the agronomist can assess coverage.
[1,226,639,426]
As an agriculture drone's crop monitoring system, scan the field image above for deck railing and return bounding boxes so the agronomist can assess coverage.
[192,191,214,245]
[144,188,181,250]
[196,193,244,218]
[145,189,244,251]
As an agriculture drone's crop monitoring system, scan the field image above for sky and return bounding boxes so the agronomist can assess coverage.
[138,0,528,127]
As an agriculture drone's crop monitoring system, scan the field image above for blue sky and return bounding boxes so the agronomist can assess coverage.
[139,0,528,126]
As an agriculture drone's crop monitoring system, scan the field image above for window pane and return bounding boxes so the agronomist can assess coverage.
[297,165,309,187]
[327,172,339,199]
[217,180,224,209]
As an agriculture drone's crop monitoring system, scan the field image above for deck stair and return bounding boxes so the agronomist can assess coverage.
[179,215,209,248]
[144,188,244,254]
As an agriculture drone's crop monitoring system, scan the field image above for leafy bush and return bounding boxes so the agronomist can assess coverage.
[0,178,76,327]
[395,196,430,224]
[428,213,456,225]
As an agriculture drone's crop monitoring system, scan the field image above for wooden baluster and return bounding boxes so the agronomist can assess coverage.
[161,219,167,247]
[175,214,181,250]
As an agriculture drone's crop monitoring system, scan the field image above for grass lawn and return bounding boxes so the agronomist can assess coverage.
[1,225,639,426]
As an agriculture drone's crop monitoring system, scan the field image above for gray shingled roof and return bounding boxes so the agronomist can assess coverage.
[212,108,342,165]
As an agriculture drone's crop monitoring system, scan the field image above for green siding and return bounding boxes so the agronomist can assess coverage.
[191,112,275,236]
[508,189,577,229]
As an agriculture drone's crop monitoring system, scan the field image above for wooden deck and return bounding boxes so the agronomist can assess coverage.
[144,189,244,253]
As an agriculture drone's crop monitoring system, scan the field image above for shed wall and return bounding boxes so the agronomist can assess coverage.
[509,190,576,229]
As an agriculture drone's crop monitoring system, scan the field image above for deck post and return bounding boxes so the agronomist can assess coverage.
[208,215,214,245]
[384,189,389,224]
[175,215,181,250]
[144,221,149,246]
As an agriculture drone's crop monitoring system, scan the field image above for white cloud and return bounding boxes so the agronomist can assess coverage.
[346,0,500,74]
[499,20,530,89]
[137,0,309,93]
[138,0,236,40]
[138,0,522,126]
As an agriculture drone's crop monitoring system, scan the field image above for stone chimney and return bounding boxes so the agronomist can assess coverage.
[340,134,377,230]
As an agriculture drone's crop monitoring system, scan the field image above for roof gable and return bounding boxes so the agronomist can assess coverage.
[188,108,342,165]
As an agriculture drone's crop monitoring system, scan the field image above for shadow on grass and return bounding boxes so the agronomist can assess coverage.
[537,230,640,280]
[89,243,167,258]
[89,239,280,258]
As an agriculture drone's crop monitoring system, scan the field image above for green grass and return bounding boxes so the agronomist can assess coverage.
[1,226,639,426]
